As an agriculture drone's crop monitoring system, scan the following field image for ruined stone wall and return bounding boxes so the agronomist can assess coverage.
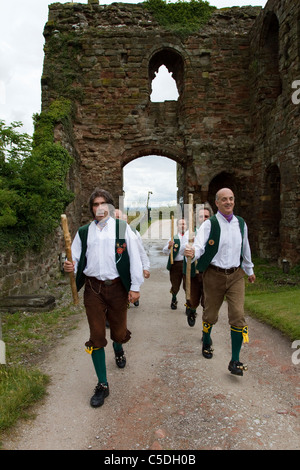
[40,0,299,265]
[0,230,64,297]
[42,2,260,229]
[249,0,300,264]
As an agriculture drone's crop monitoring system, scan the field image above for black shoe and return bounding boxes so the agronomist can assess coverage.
[115,349,126,368]
[228,360,248,376]
[202,343,213,359]
[171,300,178,310]
[134,300,139,307]
[90,382,109,407]
[186,309,196,327]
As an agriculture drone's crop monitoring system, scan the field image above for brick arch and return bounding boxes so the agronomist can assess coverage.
[121,146,187,168]
[121,151,184,211]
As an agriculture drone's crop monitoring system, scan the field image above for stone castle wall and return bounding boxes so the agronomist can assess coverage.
[1,0,299,297]
[249,0,300,263]
[0,230,64,297]
[41,1,261,227]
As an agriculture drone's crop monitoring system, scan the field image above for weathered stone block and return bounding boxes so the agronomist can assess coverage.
[0,295,56,313]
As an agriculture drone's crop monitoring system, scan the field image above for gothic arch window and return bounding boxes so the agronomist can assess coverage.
[259,12,282,100]
[149,49,184,102]
[150,65,179,102]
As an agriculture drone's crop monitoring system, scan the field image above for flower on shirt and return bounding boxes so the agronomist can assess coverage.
[116,242,127,254]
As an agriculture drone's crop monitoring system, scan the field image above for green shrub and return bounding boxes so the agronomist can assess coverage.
[0,99,74,254]
[143,0,216,36]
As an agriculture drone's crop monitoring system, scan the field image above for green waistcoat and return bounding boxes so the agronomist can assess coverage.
[197,215,245,273]
[167,236,181,271]
[75,218,131,292]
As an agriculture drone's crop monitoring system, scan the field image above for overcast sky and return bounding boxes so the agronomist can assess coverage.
[0,0,268,208]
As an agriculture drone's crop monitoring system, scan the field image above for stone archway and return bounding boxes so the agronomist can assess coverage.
[122,154,178,209]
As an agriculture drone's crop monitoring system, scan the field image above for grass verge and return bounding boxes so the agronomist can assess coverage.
[245,258,300,341]
[0,278,82,446]
[0,366,49,432]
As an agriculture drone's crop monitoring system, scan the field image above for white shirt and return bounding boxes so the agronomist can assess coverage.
[135,230,150,271]
[192,212,254,276]
[163,232,188,261]
[71,217,144,291]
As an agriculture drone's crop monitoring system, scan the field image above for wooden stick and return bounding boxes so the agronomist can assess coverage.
[61,214,79,305]
[185,193,193,300]
[170,215,174,265]
[0,313,6,365]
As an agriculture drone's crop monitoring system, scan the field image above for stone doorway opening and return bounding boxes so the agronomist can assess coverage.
[122,155,180,231]
[122,155,177,208]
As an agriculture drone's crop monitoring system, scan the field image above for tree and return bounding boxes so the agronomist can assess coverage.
[0,103,74,254]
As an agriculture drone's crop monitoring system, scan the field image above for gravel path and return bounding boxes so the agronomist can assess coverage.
[3,224,299,451]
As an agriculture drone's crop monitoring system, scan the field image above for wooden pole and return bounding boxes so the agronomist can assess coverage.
[0,313,6,365]
[185,193,193,300]
[61,214,79,305]
[170,215,174,265]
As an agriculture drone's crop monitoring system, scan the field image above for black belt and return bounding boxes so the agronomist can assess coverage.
[210,265,239,275]
[87,276,120,286]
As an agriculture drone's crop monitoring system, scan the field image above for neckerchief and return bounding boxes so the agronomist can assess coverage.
[218,210,233,223]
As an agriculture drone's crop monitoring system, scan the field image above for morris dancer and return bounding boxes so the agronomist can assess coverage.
[64,188,143,407]
[182,204,212,327]
[184,188,255,375]
[163,218,187,310]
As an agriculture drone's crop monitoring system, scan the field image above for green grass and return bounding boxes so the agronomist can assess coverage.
[245,258,300,341]
[0,279,82,445]
[0,366,49,432]
[2,304,80,364]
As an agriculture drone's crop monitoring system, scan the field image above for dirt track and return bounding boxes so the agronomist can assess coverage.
[3,220,299,451]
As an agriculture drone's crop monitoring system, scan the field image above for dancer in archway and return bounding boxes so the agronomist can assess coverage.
[115,208,150,307]
[163,218,187,310]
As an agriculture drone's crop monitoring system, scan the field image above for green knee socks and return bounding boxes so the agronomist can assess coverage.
[91,343,123,384]
[231,326,249,362]
[91,347,107,385]
[202,323,249,361]
[202,321,213,345]
[113,341,123,353]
